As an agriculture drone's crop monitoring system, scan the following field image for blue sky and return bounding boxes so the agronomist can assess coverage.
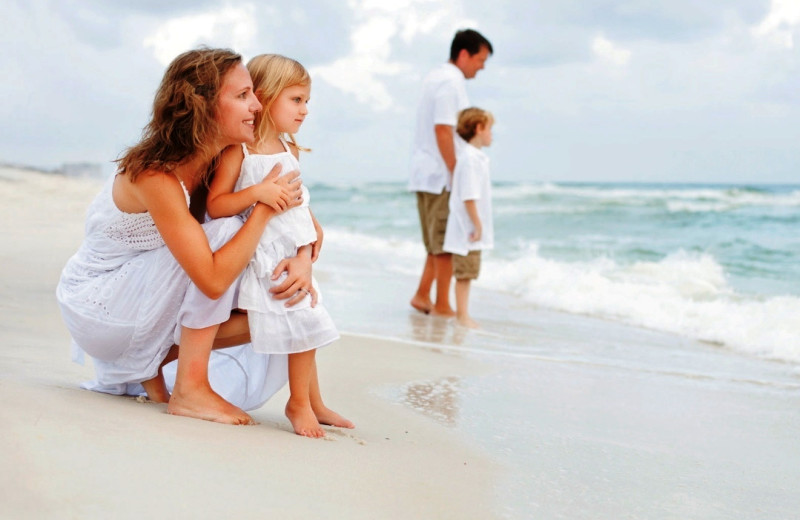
[2,0,798,183]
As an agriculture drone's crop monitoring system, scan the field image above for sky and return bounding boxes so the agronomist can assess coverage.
[2,0,799,184]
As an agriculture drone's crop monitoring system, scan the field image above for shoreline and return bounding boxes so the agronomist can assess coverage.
[0,167,502,519]
[4,166,800,519]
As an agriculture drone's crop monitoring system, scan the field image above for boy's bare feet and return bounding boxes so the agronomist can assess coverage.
[410,294,432,314]
[457,315,480,329]
[286,400,325,438]
[167,385,254,425]
[313,404,355,429]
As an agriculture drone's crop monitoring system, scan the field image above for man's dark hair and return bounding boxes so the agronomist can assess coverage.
[449,29,493,61]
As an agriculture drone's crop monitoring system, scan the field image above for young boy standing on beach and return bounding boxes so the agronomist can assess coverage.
[443,107,495,328]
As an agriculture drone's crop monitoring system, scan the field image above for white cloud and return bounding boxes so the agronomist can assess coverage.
[143,4,258,65]
[311,0,461,111]
[752,0,800,48]
[591,35,632,66]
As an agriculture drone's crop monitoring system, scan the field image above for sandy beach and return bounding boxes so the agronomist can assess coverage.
[2,166,800,519]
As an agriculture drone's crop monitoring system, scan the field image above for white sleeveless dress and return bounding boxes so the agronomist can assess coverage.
[235,141,339,354]
[56,174,288,411]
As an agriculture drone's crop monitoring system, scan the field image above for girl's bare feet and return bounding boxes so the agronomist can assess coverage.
[285,400,325,438]
[167,385,254,425]
[313,404,354,429]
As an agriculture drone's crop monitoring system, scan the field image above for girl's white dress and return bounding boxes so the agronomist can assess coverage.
[56,175,288,411]
[235,140,339,354]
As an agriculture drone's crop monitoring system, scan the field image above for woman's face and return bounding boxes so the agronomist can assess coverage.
[215,63,262,146]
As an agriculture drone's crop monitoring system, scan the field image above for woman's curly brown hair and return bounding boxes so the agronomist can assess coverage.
[116,47,242,182]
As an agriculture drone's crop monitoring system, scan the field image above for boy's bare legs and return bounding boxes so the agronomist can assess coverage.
[285,349,325,438]
[432,253,456,316]
[455,278,479,328]
[167,324,254,425]
[410,254,435,313]
[308,355,354,429]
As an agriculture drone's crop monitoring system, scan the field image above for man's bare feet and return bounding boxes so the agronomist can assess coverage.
[313,404,355,429]
[141,372,170,403]
[431,305,456,318]
[410,294,432,314]
[457,315,480,329]
[286,400,325,438]
[167,385,254,425]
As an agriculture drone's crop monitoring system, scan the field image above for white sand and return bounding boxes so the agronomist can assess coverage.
[3,167,800,519]
[0,167,498,519]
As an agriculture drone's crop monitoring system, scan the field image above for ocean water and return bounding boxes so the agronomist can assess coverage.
[309,181,800,518]
[309,181,800,365]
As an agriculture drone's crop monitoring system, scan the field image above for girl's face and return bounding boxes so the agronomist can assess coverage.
[268,84,310,135]
[215,63,262,146]
[474,120,493,148]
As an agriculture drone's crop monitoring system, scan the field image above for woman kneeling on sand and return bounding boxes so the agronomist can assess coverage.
[56,48,319,427]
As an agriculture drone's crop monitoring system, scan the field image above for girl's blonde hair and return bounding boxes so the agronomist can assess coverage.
[247,54,311,151]
[456,107,494,142]
[116,47,242,182]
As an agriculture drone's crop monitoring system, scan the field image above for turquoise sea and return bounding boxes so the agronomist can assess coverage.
[310,181,800,364]
[308,181,800,517]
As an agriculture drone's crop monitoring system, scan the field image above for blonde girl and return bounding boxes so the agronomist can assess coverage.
[208,54,353,438]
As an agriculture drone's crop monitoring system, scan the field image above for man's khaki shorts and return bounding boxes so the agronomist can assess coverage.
[416,191,450,255]
[453,250,481,280]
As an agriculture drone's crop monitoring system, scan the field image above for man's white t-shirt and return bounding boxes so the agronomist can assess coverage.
[408,63,469,194]
[443,139,494,256]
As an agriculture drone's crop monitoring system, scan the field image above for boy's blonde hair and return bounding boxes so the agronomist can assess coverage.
[456,107,494,142]
[247,54,311,151]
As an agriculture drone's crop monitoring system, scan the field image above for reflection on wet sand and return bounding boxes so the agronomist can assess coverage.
[400,376,461,425]
[408,312,468,346]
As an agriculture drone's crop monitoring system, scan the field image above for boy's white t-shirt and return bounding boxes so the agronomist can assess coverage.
[408,63,469,194]
[443,138,494,256]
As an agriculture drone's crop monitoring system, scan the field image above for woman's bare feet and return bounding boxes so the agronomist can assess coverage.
[167,384,254,425]
[285,399,325,438]
[141,372,170,403]
[410,294,432,314]
[313,404,355,429]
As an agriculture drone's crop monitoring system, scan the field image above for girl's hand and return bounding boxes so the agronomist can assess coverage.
[255,164,302,213]
[275,169,304,211]
[269,247,317,307]
[310,211,323,262]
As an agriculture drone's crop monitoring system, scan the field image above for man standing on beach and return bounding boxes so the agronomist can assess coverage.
[408,28,493,316]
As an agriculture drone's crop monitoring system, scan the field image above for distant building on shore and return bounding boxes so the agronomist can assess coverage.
[61,162,105,179]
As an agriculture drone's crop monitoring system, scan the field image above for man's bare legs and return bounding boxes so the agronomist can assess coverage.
[455,278,479,328]
[166,323,254,425]
[411,253,455,316]
[432,252,455,316]
[411,254,435,313]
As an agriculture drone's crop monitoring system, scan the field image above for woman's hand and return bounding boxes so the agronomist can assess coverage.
[269,246,317,307]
